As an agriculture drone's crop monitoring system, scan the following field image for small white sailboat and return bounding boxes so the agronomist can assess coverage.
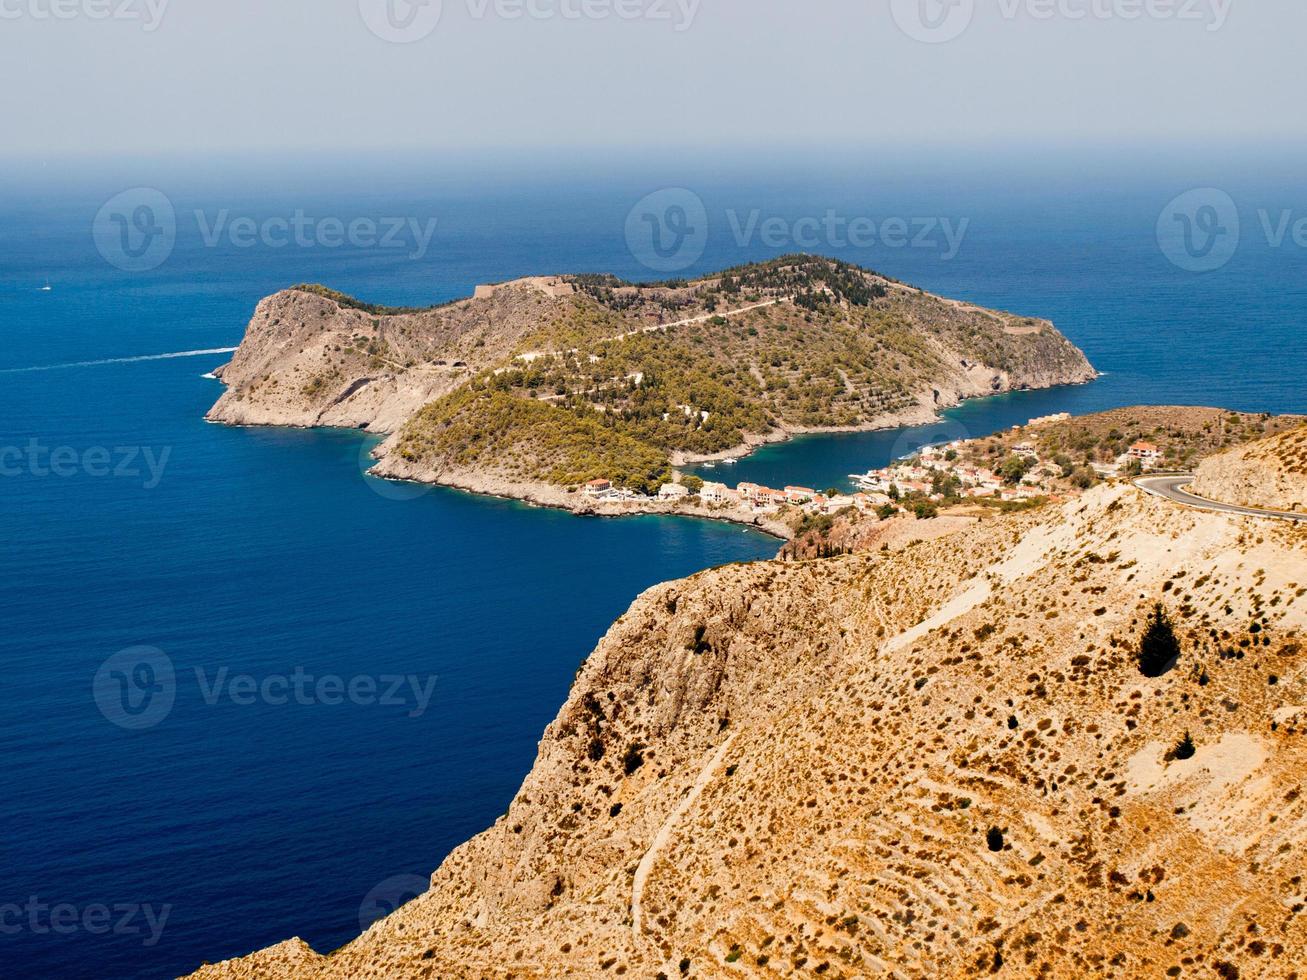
[39,279,52,292]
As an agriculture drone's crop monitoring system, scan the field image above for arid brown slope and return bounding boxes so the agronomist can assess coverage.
[965,407,1305,476]
[1193,425,1307,513]
[188,469,1307,979]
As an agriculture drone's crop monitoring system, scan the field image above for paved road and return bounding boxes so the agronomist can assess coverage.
[1136,475,1307,524]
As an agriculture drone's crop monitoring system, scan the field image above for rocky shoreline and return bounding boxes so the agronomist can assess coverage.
[366,450,796,540]
[206,364,1102,545]
[668,375,1101,467]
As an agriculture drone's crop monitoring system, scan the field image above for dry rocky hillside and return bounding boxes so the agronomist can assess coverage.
[960,407,1304,483]
[207,280,572,433]
[1193,425,1307,514]
[778,407,1306,560]
[188,447,1307,979]
[208,257,1094,506]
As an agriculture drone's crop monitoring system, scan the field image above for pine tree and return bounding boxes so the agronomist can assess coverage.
[1174,732,1196,760]
[1137,603,1181,677]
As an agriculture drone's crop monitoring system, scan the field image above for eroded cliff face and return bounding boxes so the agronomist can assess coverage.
[1192,425,1307,513]
[188,477,1307,979]
[206,280,578,432]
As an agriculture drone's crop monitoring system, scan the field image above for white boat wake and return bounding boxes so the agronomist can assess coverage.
[0,347,237,375]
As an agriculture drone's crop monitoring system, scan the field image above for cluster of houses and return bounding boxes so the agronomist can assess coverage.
[578,424,1170,516]
[581,479,648,502]
[581,476,862,517]
[851,441,1049,504]
[732,482,860,515]
[581,479,746,505]
[852,432,1168,504]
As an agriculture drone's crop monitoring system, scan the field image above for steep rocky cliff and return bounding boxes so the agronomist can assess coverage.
[188,455,1307,979]
[207,278,578,432]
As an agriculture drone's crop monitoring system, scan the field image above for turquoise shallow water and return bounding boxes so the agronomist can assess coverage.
[1,159,1303,978]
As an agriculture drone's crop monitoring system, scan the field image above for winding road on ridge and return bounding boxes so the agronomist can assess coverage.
[514,297,788,366]
[1136,475,1306,524]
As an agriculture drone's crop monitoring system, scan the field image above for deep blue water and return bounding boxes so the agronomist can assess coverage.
[1,156,1303,979]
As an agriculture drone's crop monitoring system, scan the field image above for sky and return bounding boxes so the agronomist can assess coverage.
[2,0,1304,161]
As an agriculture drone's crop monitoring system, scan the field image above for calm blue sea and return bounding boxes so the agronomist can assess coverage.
[1,154,1303,979]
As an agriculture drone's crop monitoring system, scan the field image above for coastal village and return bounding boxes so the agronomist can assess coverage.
[580,411,1172,522]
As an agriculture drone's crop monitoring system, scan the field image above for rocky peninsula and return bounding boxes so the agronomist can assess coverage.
[206,256,1096,533]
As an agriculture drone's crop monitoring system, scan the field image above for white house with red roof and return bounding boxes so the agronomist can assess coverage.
[1128,441,1163,465]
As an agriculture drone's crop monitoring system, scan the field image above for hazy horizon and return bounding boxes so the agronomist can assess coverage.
[3,0,1304,158]
[4,138,1306,193]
